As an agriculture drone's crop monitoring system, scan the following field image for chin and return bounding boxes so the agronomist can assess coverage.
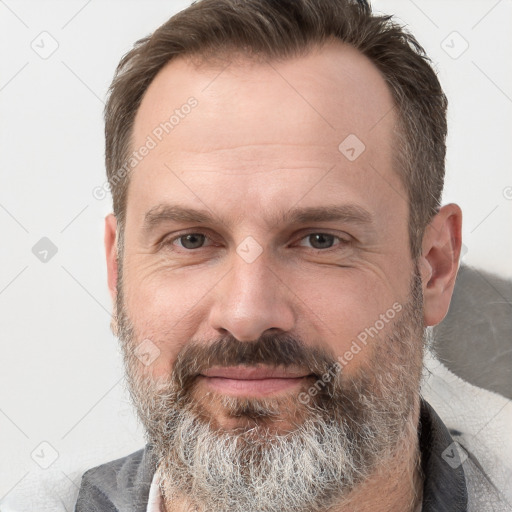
[190,386,310,434]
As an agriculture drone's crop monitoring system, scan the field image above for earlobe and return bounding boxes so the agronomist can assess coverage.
[420,204,462,327]
[104,213,118,302]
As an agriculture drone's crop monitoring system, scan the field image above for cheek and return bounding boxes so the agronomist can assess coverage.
[291,268,402,367]
[122,263,220,376]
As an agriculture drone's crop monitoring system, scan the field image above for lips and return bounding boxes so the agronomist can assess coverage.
[198,366,313,396]
[201,366,311,380]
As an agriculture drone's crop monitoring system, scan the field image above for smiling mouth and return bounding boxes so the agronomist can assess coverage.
[198,366,314,397]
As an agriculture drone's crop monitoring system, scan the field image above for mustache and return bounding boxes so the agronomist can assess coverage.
[171,333,340,394]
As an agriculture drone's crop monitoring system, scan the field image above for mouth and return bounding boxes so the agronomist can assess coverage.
[197,366,314,397]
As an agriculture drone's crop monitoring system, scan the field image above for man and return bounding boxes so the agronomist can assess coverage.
[75,0,510,511]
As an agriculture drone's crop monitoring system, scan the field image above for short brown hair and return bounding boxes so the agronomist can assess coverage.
[105,0,447,258]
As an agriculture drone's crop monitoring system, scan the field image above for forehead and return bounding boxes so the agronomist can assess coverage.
[132,39,396,150]
[127,39,403,230]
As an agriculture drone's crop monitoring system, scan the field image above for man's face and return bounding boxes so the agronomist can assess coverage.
[112,40,426,510]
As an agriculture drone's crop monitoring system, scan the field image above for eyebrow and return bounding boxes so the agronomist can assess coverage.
[142,203,373,235]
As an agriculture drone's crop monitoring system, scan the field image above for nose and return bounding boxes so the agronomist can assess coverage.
[207,254,296,342]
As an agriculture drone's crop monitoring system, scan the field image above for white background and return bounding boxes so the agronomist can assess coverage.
[0,0,511,506]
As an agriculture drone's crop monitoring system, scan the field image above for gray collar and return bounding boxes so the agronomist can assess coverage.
[418,398,468,511]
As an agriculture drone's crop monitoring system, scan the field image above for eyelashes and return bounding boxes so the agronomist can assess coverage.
[163,230,352,253]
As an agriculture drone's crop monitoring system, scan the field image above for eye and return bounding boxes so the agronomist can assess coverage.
[297,233,348,250]
[167,232,211,250]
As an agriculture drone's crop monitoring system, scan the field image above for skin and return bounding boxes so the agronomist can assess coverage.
[104,39,462,511]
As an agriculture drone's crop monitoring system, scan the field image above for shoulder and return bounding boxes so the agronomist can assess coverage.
[79,447,147,487]
[422,351,512,510]
[75,446,156,512]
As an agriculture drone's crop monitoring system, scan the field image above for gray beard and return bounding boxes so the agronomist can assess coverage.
[116,269,425,512]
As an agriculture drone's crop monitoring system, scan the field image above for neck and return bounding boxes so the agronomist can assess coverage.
[161,406,424,512]
[329,420,423,512]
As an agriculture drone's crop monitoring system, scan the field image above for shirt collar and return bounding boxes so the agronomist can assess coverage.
[146,398,467,512]
[147,471,163,512]
[418,398,468,511]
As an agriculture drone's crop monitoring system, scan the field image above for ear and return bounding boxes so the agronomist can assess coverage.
[418,203,463,327]
[105,213,118,303]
